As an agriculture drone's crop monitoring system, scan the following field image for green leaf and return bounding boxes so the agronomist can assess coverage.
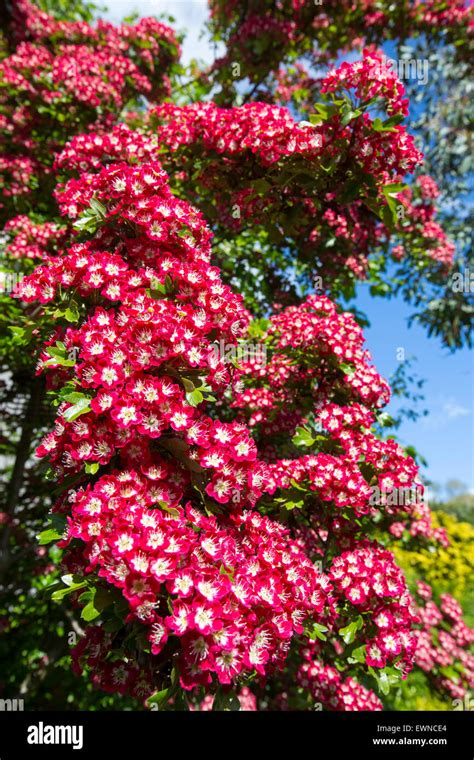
[292,426,315,448]
[147,278,167,299]
[173,689,190,711]
[61,574,80,587]
[373,118,390,132]
[62,398,91,422]
[383,114,405,129]
[73,197,106,233]
[94,588,115,612]
[308,622,328,641]
[378,672,391,695]
[73,213,97,233]
[341,108,362,126]
[157,501,180,517]
[186,388,204,407]
[283,498,304,511]
[37,514,67,545]
[37,528,63,545]
[44,344,76,367]
[312,103,332,121]
[51,578,87,602]
[180,377,195,393]
[377,412,395,428]
[289,478,307,492]
[89,198,106,218]
[339,616,364,645]
[79,586,110,622]
[382,182,407,197]
[339,362,356,376]
[64,302,80,323]
[61,391,88,404]
[81,600,100,622]
[170,666,179,688]
[147,688,171,710]
[372,115,403,133]
[369,282,391,296]
[8,326,26,342]
[370,666,401,696]
[347,645,367,664]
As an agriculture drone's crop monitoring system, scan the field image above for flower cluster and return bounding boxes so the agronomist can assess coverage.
[21,148,271,506]
[389,501,449,545]
[3,215,67,260]
[267,295,391,407]
[329,543,419,671]
[4,0,469,715]
[2,40,151,114]
[231,294,391,430]
[71,625,154,700]
[298,658,383,711]
[322,50,409,117]
[231,296,423,525]
[147,52,454,287]
[0,0,179,216]
[413,582,474,700]
[55,123,160,174]
[17,116,437,703]
[11,0,180,99]
[19,131,425,699]
[153,101,323,167]
[208,0,473,87]
[66,484,333,691]
[392,177,456,267]
[153,56,421,177]
[0,155,38,206]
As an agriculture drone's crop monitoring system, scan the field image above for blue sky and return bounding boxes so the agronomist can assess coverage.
[102,1,473,496]
[352,285,473,495]
[103,0,215,62]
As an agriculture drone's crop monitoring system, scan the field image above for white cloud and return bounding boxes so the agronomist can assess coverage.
[443,401,471,419]
[101,0,220,65]
[421,395,472,430]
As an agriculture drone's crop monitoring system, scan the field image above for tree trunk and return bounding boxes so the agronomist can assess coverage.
[0,375,45,571]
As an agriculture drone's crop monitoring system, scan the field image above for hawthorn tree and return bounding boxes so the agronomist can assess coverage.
[202,0,473,346]
[0,0,181,707]
[0,0,473,710]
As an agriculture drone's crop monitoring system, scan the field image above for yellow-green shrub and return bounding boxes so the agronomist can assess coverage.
[395,511,474,609]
